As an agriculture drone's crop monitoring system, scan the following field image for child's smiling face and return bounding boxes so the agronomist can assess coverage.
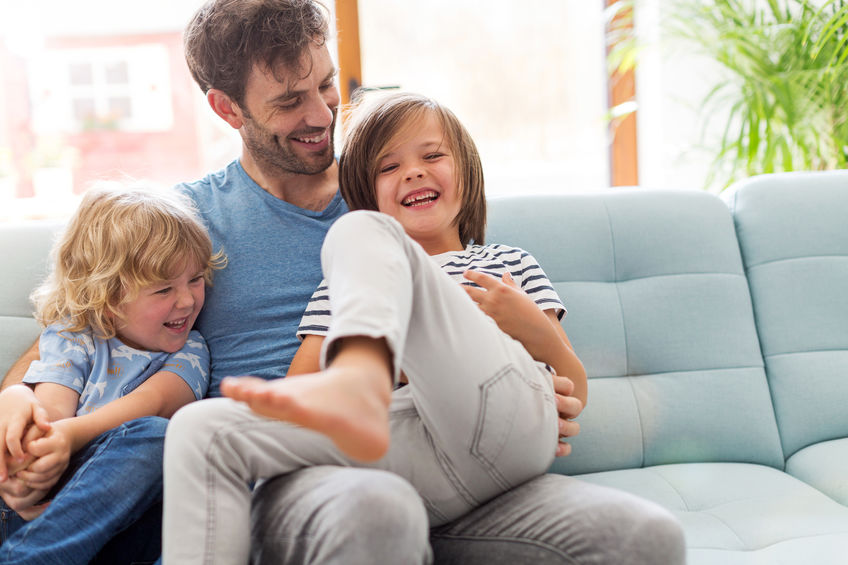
[374,112,464,255]
[114,260,206,353]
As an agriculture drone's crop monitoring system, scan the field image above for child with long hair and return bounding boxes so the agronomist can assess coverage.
[0,185,224,563]
[162,92,586,564]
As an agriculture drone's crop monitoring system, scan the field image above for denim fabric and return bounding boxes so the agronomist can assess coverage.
[90,501,161,565]
[0,502,25,547]
[0,416,167,565]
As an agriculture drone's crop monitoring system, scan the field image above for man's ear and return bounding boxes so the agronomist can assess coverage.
[207,89,245,130]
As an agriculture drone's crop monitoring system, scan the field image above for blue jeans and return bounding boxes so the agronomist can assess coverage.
[0,416,167,565]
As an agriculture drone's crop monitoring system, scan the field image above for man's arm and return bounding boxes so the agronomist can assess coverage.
[1,339,39,391]
[286,335,324,376]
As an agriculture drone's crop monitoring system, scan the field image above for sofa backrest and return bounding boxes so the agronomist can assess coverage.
[487,189,785,475]
[0,222,62,377]
[728,171,848,458]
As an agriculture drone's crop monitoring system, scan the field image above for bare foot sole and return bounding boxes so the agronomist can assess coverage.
[221,367,392,462]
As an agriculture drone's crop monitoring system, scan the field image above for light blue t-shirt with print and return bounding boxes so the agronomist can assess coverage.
[23,325,210,415]
[177,159,348,396]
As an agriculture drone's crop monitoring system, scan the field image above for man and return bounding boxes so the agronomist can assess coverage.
[171,1,684,563]
[3,1,686,563]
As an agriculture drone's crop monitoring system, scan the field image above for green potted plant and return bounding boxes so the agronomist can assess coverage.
[667,0,848,188]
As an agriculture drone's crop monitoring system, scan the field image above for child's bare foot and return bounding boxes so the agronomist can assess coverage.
[221,338,393,462]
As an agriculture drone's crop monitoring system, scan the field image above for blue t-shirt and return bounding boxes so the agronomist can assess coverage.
[23,325,210,415]
[177,160,348,396]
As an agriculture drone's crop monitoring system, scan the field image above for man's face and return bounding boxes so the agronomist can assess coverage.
[239,42,340,176]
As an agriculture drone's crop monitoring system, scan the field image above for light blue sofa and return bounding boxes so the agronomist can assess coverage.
[2,171,847,563]
[487,170,848,564]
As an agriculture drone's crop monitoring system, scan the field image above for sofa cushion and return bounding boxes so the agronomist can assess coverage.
[785,438,848,506]
[728,171,848,461]
[0,221,61,376]
[578,462,848,564]
[487,190,784,475]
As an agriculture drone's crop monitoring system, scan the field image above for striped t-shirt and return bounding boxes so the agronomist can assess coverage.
[297,243,565,339]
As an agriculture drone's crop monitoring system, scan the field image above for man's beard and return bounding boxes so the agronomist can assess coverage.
[241,115,336,176]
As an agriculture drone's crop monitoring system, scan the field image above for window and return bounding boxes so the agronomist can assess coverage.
[30,45,174,134]
[0,1,638,221]
[354,0,611,197]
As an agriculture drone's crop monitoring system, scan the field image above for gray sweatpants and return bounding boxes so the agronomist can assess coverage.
[162,211,558,564]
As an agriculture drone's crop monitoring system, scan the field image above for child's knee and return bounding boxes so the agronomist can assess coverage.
[325,210,403,247]
[169,399,216,436]
[165,398,244,457]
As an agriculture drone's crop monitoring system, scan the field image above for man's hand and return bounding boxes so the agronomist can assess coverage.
[553,374,583,457]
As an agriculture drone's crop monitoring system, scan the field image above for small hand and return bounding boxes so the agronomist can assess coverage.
[552,374,583,457]
[0,475,48,518]
[16,420,72,492]
[3,426,40,476]
[0,385,51,482]
[462,270,551,344]
[17,501,51,521]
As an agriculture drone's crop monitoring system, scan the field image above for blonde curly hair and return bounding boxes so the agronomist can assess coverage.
[31,184,226,339]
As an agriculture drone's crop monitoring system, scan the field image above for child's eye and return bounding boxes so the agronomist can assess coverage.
[379,164,398,174]
[189,275,204,285]
[425,153,445,160]
[154,287,172,295]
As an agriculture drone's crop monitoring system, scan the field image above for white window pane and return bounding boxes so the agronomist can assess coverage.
[68,62,93,85]
[104,60,129,84]
[107,96,132,120]
[72,97,96,122]
[357,0,610,196]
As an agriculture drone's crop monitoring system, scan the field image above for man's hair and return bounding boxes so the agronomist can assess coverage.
[31,184,226,339]
[339,92,487,246]
[184,0,330,107]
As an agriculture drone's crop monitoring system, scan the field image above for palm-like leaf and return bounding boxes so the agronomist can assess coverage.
[670,0,848,188]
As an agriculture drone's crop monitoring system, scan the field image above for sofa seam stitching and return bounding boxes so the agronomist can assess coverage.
[602,196,645,468]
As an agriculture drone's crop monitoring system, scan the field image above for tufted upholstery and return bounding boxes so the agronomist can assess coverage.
[486,177,848,563]
[0,221,60,376]
[2,172,847,563]
[487,190,783,474]
[729,171,848,506]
